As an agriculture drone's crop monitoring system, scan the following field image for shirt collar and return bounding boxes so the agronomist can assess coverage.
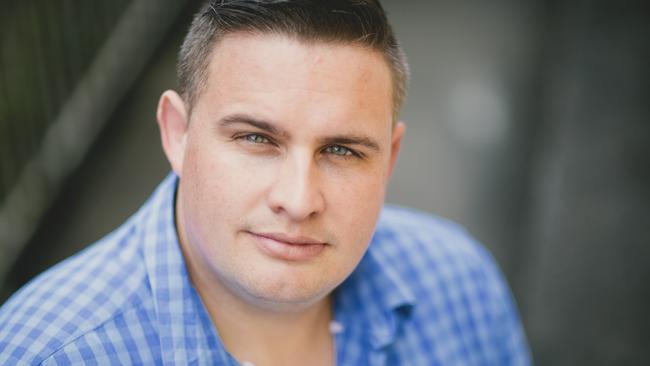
[139,173,232,365]
[334,222,417,350]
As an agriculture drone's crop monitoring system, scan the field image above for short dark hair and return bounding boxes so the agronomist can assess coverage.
[178,0,409,121]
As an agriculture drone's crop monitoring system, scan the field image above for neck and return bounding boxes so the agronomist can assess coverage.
[192,270,335,366]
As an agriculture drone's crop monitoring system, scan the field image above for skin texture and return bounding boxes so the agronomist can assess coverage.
[157,33,405,365]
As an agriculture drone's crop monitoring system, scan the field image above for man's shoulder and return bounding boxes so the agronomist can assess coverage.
[374,204,490,270]
[369,205,531,364]
[0,217,154,364]
[371,204,505,309]
[372,204,514,329]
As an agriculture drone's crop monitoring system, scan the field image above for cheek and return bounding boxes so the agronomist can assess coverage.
[329,163,387,208]
[181,142,278,240]
[181,146,239,239]
[325,168,386,243]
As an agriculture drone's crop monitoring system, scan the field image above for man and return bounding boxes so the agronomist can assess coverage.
[0,1,531,364]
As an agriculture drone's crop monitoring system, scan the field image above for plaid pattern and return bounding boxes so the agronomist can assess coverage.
[0,174,531,365]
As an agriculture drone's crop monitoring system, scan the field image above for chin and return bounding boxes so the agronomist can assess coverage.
[238,278,334,312]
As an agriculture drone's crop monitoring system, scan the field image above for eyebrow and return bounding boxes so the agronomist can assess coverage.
[218,113,381,152]
[218,114,289,138]
[321,135,381,152]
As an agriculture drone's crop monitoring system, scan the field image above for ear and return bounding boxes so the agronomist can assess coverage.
[387,121,406,179]
[157,90,189,176]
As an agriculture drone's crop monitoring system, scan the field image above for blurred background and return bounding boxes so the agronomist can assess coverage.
[1,0,648,364]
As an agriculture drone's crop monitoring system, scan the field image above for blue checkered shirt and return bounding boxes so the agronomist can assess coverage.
[0,174,531,365]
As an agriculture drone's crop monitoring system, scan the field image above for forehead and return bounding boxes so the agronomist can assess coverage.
[197,33,394,127]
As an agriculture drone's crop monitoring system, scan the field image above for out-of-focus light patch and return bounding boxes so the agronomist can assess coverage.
[446,78,510,150]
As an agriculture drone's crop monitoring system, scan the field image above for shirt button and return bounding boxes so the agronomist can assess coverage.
[329,320,344,334]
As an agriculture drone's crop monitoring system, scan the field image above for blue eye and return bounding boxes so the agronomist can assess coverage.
[325,145,353,156]
[244,134,269,144]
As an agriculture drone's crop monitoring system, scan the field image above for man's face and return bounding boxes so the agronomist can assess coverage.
[168,33,404,311]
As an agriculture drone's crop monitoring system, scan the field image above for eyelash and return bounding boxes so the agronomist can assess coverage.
[242,133,271,145]
[235,133,362,159]
[323,145,359,158]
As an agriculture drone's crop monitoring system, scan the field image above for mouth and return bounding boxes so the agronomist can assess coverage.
[247,231,327,262]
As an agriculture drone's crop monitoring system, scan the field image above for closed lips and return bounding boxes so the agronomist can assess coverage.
[251,232,325,246]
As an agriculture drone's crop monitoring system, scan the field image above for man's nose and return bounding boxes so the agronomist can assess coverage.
[267,151,325,221]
